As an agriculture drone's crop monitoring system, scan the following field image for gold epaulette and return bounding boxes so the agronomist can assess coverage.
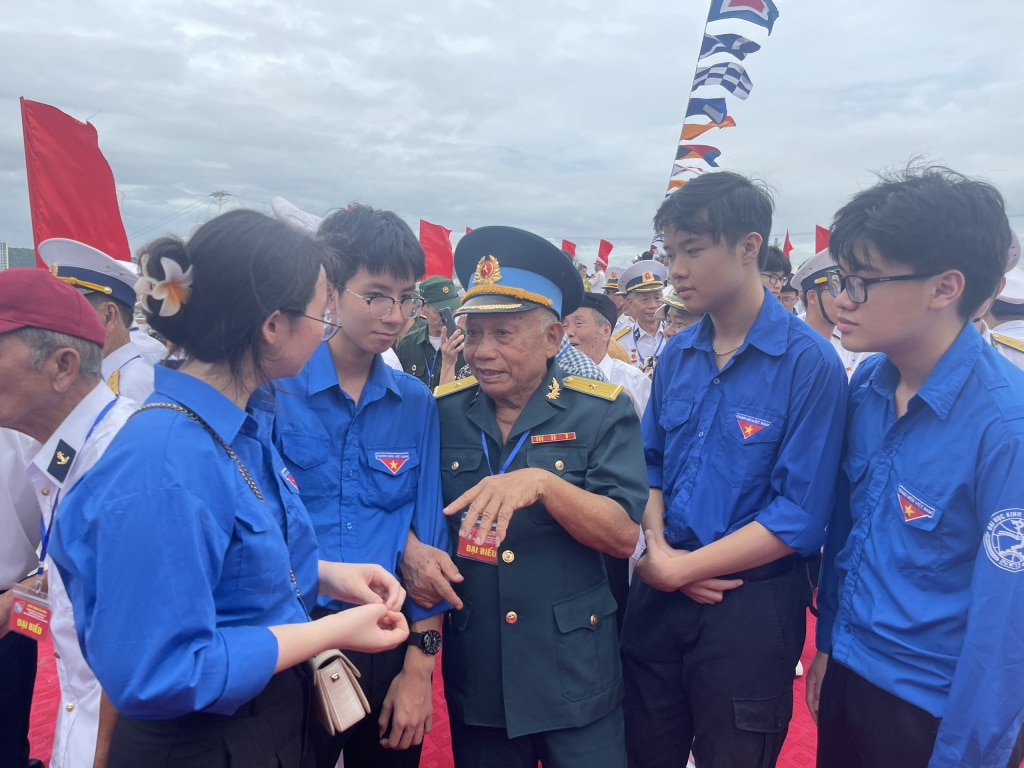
[434,376,478,398]
[612,326,631,341]
[992,333,1024,354]
[562,376,623,401]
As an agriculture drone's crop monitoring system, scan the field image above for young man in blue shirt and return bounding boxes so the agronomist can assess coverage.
[620,171,848,767]
[272,205,451,768]
[806,167,1024,768]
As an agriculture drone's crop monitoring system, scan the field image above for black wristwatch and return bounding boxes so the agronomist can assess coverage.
[408,629,442,655]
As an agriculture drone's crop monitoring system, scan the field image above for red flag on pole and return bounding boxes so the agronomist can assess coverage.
[561,239,576,257]
[20,98,131,266]
[815,225,830,254]
[782,230,794,259]
[465,227,472,235]
[419,219,453,279]
[596,239,614,270]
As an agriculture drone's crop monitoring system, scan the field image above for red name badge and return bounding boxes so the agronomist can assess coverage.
[457,528,498,564]
[8,585,51,641]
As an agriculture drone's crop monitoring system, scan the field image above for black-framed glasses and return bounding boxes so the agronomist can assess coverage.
[827,271,940,304]
[760,272,785,287]
[345,288,424,319]
[298,308,343,341]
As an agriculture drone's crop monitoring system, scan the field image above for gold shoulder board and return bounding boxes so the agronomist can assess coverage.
[611,326,631,341]
[992,333,1024,354]
[434,376,479,398]
[562,376,623,401]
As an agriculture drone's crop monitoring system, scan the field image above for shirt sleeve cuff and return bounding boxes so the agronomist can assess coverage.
[758,496,827,557]
[204,626,279,715]
[407,598,453,622]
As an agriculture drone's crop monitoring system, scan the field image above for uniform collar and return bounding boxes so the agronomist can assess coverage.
[153,365,249,445]
[304,341,402,401]
[30,382,117,487]
[467,359,567,445]
[632,321,663,341]
[867,323,981,421]
[683,288,789,357]
[102,340,143,378]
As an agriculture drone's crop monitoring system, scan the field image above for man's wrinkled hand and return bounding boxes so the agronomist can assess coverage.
[400,537,464,610]
[443,468,547,548]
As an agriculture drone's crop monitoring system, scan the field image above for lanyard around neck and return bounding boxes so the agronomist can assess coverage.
[481,429,531,476]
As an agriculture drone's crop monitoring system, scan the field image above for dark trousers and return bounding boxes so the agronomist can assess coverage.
[0,629,38,768]
[108,665,313,768]
[310,643,422,768]
[621,559,808,768]
[449,704,627,768]
[817,659,1024,768]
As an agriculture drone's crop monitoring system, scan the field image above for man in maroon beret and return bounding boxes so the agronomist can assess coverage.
[0,268,137,768]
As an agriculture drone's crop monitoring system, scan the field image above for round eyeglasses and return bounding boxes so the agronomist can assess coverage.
[345,288,424,319]
[760,272,785,287]
[827,271,940,304]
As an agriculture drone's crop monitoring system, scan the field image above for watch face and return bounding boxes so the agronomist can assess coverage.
[419,630,442,655]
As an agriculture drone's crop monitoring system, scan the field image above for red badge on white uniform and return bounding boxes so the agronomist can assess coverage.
[8,585,51,641]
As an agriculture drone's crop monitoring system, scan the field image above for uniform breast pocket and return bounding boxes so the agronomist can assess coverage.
[278,431,334,497]
[362,448,419,509]
[885,480,949,571]
[440,447,485,502]
[552,583,621,701]
[232,503,287,594]
[658,398,695,470]
[716,405,784,487]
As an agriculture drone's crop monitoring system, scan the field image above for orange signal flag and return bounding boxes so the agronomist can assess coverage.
[681,116,737,141]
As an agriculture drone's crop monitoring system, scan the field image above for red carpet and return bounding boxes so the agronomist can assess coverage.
[28,617,821,767]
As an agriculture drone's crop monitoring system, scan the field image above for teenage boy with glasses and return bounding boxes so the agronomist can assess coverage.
[807,167,1024,768]
[271,204,451,768]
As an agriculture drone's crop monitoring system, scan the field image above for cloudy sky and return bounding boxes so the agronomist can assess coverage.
[3,0,1023,268]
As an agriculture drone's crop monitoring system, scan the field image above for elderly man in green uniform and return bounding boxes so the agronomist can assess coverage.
[395,275,468,388]
[433,226,647,768]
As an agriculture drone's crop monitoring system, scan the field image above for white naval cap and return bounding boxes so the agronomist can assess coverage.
[997,268,1024,306]
[789,249,835,292]
[38,238,139,308]
[270,196,323,235]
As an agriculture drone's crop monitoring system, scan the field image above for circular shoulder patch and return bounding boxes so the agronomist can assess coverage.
[984,509,1024,573]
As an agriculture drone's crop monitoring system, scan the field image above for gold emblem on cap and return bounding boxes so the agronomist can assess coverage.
[643,271,654,282]
[474,255,502,286]
[442,285,450,293]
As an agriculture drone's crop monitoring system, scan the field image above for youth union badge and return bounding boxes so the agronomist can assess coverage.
[984,508,1024,573]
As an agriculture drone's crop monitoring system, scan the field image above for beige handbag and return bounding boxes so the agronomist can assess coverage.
[309,650,371,735]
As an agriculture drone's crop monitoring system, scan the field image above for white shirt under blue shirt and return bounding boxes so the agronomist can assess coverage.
[817,323,1024,767]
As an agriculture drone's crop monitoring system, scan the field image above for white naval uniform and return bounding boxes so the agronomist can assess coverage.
[628,322,666,370]
[612,315,632,340]
[129,327,168,366]
[990,319,1024,372]
[102,341,155,403]
[598,354,652,420]
[0,429,40,590]
[830,331,869,381]
[26,384,135,768]
[381,346,404,372]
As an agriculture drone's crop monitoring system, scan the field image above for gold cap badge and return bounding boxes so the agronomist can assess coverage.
[474,255,502,286]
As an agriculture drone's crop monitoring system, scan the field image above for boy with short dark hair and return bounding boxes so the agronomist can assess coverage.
[620,171,848,767]
[272,204,451,768]
[807,167,1024,768]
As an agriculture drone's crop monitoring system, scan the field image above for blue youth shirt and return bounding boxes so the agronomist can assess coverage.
[642,289,847,555]
[51,367,319,719]
[817,325,1024,767]
[272,343,451,621]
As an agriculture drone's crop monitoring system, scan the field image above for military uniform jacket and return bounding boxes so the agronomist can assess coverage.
[436,362,647,738]
[395,321,469,389]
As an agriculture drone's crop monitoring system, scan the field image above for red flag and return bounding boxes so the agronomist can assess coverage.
[21,98,131,266]
[596,240,614,270]
[465,227,472,235]
[782,230,794,259]
[815,225,830,254]
[419,219,453,279]
[561,239,576,257]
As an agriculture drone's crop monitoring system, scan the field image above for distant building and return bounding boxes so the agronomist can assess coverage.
[0,240,7,271]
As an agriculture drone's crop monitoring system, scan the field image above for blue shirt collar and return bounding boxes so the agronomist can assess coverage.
[303,341,402,400]
[867,323,981,421]
[152,366,248,443]
[680,287,788,358]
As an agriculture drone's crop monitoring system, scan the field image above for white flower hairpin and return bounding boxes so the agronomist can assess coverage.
[135,254,193,317]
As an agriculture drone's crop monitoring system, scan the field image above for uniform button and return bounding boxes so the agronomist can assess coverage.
[698,431,704,437]
[713,378,720,384]
[41,488,51,496]
[554,460,565,471]
[501,550,515,564]
[65,703,75,712]
[589,614,598,627]
[451,460,460,470]
[505,611,518,624]
[346,522,353,530]
[54,652,61,659]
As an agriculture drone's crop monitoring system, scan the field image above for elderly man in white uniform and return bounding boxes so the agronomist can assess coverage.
[39,238,158,403]
[0,269,136,768]
[617,260,669,374]
[984,266,1024,371]
[565,292,651,419]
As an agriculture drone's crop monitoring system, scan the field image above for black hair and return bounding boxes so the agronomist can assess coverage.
[84,291,133,328]
[139,209,328,381]
[317,204,425,289]
[830,165,1010,319]
[654,171,774,254]
[760,244,790,274]
[779,282,798,295]
[639,251,655,261]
